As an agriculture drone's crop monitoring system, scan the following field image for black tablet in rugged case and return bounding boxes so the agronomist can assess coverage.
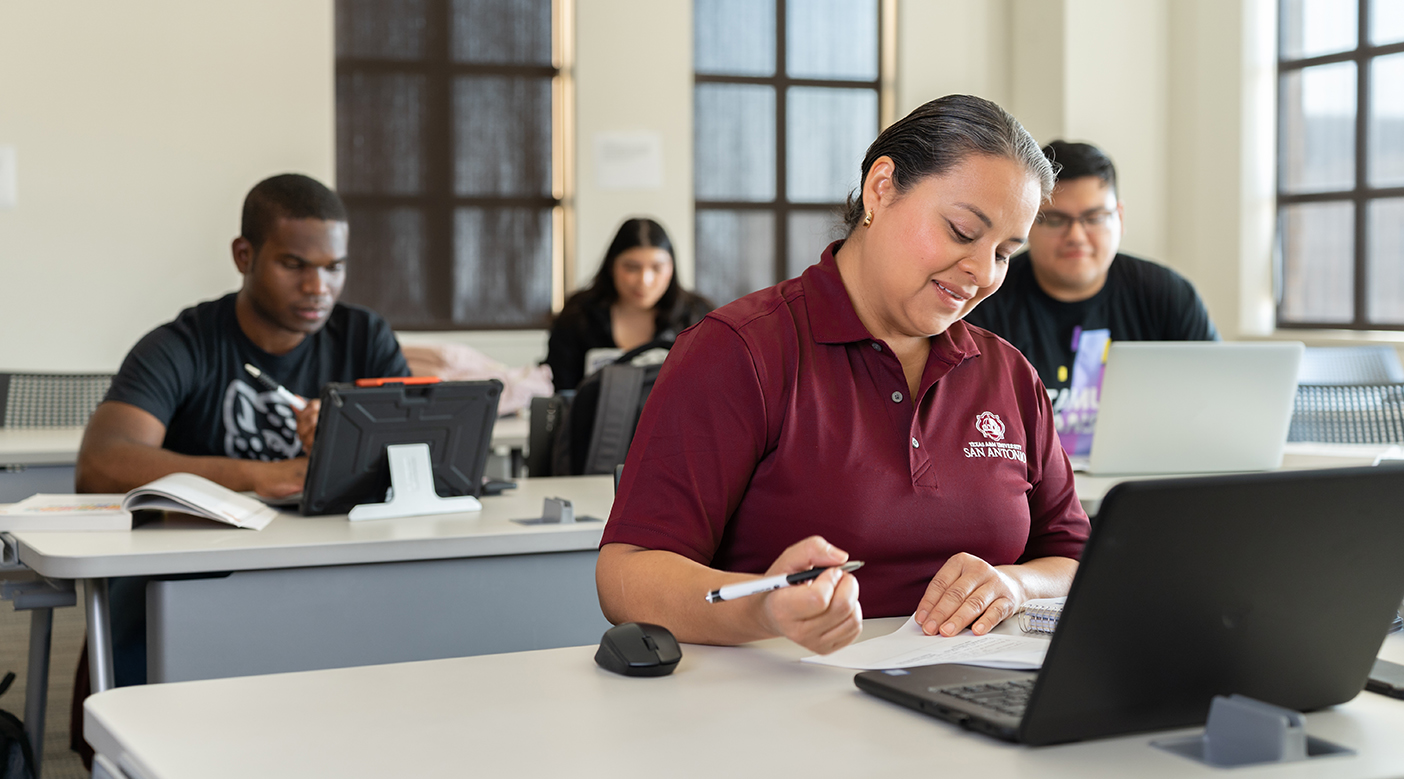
[300,380,502,516]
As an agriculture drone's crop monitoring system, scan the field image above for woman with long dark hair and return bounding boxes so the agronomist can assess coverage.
[544,218,713,391]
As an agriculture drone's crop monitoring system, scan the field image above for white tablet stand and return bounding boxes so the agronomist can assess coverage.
[347,443,483,522]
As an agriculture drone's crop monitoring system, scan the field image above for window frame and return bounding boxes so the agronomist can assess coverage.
[335,0,569,331]
[693,0,886,299]
[1276,0,1404,330]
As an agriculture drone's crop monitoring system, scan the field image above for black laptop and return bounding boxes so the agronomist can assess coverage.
[855,466,1404,745]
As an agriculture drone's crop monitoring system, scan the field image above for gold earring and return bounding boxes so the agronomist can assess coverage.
[862,210,873,227]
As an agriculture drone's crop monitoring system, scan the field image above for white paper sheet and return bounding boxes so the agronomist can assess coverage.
[593,131,663,190]
[801,617,1049,671]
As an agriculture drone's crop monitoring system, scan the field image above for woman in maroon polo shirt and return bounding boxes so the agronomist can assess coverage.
[596,95,1091,655]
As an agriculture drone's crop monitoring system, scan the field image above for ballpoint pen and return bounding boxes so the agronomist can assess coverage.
[243,363,308,411]
[704,561,864,604]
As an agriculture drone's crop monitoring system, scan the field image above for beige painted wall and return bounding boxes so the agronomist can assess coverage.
[573,0,695,291]
[897,0,1010,115]
[1008,0,1171,269]
[3,0,1395,374]
[0,1,335,372]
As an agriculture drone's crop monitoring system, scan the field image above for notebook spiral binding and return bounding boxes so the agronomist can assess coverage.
[1018,603,1063,635]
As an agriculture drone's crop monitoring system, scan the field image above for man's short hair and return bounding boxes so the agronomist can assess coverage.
[240,174,348,251]
[1042,140,1118,194]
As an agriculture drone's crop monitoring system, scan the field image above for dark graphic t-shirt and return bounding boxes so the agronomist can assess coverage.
[965,251,1219,401]
[104,293,409,460]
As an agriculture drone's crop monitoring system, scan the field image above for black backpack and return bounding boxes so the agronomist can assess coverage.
[0,673,36,779]
[531,338,673,476]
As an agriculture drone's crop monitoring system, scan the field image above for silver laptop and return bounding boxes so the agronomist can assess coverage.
[1077,342,1303,475]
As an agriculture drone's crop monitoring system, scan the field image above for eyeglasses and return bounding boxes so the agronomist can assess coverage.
[1035,210,1117,231]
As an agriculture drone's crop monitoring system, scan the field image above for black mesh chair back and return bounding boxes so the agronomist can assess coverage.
[0,372,112,428]
[1288,384,1404,444]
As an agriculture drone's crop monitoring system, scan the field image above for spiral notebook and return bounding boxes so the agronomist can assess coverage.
[1017,597,1066,635]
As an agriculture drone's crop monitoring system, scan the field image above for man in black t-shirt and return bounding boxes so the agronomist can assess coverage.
[69,175,410,765]
[965,141,1218,441]
[76,174,409,498]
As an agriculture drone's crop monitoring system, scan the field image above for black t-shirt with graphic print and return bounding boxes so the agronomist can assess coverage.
[105,292,409,460]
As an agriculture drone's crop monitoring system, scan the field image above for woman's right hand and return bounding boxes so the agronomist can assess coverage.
[759,536,863,654]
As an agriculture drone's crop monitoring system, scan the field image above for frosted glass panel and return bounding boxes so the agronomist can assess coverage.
[695,84,777,201]
[787,87,877,203]
[336,73,425,195]
[337,0,427,60]
[696,210,775,305]
[452,0,552,64]
[1368,199,1404,323]
[787,0,878,80]
[342,207,434,326]
[788,211,843,278]
[453,76,553,197]
[1280,63,1356,193]
[1281,0,1357,58]
[1280,202,1355,323]
[1370,53,1404,188]
[695,0,775,76]
[453,208,553,326]
[1373,0,1404,44]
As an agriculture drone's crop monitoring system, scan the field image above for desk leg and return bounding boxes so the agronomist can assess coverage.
[24,606,51,778]
[84,579,115,694]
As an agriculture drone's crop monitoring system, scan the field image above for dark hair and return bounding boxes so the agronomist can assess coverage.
[842,94,1055,233]
[241,173,348,251]
[1041,140,1118,193]
[557,218,713,337]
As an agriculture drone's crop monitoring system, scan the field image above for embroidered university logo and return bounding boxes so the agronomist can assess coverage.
[974,411,1005,442]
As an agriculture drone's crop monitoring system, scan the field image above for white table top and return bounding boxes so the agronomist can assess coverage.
[11,475,612,579]
[0,426,86,465]
[1073,443,1388,515]
[0,413,531,467]
[83,620,1404,779]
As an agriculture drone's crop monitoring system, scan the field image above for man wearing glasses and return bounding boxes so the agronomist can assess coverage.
[966,141,1217,449]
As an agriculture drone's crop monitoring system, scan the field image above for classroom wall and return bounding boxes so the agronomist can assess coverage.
[1008,0,1172,276]
[896,0,1011,115]
[573,0,694,292]
[0,1,336,372]
[3,0,1399,374]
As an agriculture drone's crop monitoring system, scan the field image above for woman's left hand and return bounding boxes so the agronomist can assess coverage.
[914,552,1026,636]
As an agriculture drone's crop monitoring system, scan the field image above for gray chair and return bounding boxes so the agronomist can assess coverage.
[1289,347,1404,444]
[1288,383,1404,444]
[0,372,113,500]
[1297,345,1404,386]
[0,372,112,428]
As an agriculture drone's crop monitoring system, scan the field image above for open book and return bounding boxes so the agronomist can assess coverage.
[0,473,279,532]
[121,473,279,530]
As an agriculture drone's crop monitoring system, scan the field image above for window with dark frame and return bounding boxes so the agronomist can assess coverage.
[693,0,882,307]
[1277,0,1404,329]
[335,0,562,331]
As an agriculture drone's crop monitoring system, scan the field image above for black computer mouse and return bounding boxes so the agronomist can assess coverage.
[594,622,682,677]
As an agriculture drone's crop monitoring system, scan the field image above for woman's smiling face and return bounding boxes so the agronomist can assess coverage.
[855,154,1040,339]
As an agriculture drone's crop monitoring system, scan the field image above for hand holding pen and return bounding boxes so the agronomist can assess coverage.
[727,536,864,655]
[244,364,307,410]
[244,364,320,453]
[706,561,864,603]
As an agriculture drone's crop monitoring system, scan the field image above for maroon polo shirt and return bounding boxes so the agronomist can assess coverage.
[602,243,1090,618]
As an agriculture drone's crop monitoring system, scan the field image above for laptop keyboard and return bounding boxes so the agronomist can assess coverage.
[938,678,1035,717]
